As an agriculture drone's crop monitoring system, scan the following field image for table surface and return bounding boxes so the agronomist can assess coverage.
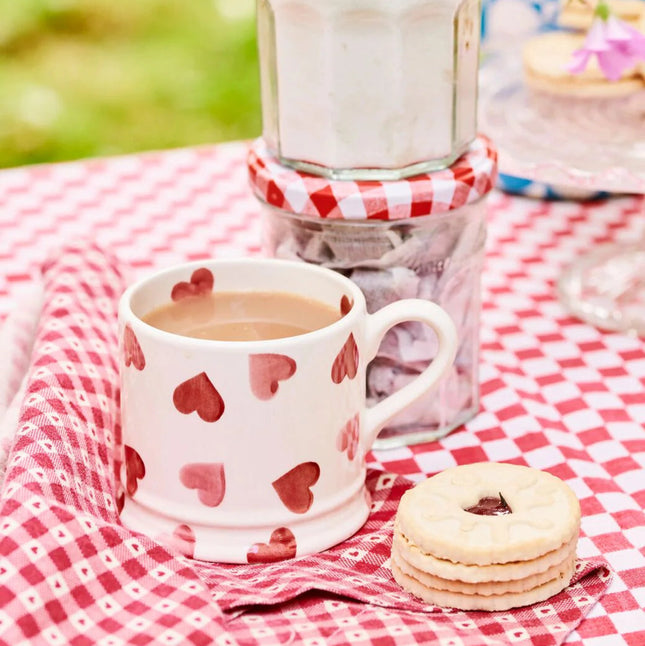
[0,141,644,644]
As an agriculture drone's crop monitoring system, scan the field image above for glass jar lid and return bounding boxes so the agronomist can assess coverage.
[247,136,498,221]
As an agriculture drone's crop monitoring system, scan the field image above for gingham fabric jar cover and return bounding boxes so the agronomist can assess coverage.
[247,135,498,221]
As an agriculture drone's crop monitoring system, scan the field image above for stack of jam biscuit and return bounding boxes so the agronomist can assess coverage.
[391,462,581,611]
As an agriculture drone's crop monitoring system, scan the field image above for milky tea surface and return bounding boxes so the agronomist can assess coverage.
[142,291,341,341]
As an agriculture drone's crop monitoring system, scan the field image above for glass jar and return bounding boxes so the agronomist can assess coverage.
[248,136,498,448]
[256,0,481,180]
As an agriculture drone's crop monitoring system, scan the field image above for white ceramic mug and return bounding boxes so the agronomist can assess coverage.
[118,259,457,563]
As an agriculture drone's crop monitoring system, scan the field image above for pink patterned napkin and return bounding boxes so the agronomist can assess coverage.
[0,244,611,645]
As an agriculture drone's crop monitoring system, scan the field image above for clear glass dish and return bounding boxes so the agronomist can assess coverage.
[479,59,645,194]
[479,58,645,336]
[558,240,645,336]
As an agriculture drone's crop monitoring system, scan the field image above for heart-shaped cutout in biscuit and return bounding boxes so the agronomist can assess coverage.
[179,463,226,507]
[171,268,214,301]
[272,462,320,513]
[123,325,145,370]
[331,334,359,384]
[247,527,297,563]
[124,445,145,496]
[249,354,297,400]
[173,372,225,423]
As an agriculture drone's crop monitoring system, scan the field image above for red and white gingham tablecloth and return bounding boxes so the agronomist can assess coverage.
[0,142,643,644]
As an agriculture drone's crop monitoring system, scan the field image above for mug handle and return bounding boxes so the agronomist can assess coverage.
[362,299,458,447]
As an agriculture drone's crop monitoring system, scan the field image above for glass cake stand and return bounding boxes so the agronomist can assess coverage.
[479,60,645,335]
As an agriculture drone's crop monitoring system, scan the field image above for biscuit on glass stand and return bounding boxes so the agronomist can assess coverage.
[558,0,645,29]
[518,5,645,336]
[522,31,645,96]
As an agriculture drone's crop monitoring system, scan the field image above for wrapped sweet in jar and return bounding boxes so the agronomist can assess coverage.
[248,136,498,448]
[256,0,481,180]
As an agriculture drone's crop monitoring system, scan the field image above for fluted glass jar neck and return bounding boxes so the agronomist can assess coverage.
[257,0,480,180]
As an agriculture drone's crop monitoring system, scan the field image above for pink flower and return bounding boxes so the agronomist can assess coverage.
[566,12,645,81]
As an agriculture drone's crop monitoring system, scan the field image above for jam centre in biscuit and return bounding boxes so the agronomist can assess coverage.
[464,493,512,516]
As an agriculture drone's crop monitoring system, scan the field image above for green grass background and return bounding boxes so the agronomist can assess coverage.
[0,0,261,168]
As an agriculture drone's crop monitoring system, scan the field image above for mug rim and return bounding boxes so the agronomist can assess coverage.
[119,257,366,349]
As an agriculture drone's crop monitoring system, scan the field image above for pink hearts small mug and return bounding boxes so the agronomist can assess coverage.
[118,258,457,563]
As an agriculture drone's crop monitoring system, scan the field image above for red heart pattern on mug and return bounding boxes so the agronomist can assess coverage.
[124,445,146,496]
[171,524,196,558]
[331,333,359,384]
[249,354,297,400]
[272,462,320,514]
[340,294,353,316]
[336,413,360,461]
[116,487,125,514]
[171,267,214,301]
[179,462,226,507]
[156,523,196,558]
[173,372,225,423]
[247,527,297,564]
[123,325,145,371]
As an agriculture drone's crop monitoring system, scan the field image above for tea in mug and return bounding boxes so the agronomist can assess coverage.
[142,291,342,341]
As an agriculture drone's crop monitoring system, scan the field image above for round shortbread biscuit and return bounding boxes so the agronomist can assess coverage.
[392,529,578,583]
[559,0,645,30]
[391,544,576,596]
[522,31,645,97]
[524,69,645,97]
[395,462,581,565]
[390,558,576,611]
